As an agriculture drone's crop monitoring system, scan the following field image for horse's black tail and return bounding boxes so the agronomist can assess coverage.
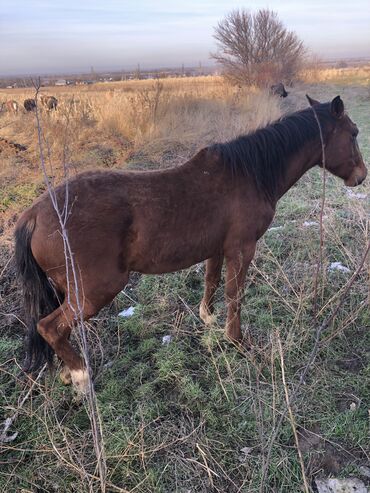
[15,216,60,373]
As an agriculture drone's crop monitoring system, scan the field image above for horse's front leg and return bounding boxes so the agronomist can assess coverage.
[199,252,224,325]
[224,243,256,342]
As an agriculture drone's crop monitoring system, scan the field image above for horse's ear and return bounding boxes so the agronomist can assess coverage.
[306,95,320,106]
[331,95,344,118]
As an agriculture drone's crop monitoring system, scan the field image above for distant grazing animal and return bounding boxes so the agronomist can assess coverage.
[24,99,36,112]
[1,100,19,113]
[15,95,367,394]
[40,95,58,110]
[270,82,288,98]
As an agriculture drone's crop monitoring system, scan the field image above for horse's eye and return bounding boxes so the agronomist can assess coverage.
[352,128,359,138]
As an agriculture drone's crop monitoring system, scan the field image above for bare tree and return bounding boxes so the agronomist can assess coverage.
[211,9,305,87]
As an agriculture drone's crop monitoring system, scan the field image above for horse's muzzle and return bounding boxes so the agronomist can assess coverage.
[345,167,367,187]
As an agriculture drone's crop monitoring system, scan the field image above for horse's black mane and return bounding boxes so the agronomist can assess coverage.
[210,103,335,201]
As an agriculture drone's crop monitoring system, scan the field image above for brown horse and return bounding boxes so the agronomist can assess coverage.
[1,100,19,113]
[15,95,367,393]
[40,95,58,110]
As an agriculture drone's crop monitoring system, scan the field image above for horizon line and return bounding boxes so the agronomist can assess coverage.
[1,55,370,79]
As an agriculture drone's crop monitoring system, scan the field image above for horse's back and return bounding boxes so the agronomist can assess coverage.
[21,159,229,276]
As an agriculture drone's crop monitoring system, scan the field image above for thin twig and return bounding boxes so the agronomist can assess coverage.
[0,365,46,443]
[0,254,14,279]
[277,332,309,493]
[311,104,327,318]
[32,80,107,492]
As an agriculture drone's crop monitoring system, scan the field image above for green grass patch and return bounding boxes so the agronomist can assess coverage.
[0,182,44,212]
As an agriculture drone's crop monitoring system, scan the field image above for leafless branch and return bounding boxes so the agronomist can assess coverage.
[211,9,305,86]
[32,79,107,492]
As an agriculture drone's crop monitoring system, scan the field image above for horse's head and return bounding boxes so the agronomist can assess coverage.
[307,95,367,187]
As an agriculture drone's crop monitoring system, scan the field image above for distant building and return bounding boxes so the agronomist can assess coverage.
[55,79,67,86]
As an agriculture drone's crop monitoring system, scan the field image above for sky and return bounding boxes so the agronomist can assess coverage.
[0,0,369,76]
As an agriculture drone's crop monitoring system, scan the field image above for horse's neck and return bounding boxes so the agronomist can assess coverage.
[275,139,322,201]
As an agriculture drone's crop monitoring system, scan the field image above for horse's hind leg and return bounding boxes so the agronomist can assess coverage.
[39,272,130,393]
[37,300,94,394]
[200,252,224,325]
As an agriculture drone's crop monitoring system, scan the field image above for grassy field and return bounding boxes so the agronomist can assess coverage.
[301,64,370,85]
[0,73,369,492]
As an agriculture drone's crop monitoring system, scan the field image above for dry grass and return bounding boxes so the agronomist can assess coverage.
[0,77,280,189]
[301,64,370,85]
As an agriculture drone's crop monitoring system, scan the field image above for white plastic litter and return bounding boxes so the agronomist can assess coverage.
[328,262,351,273]
[238,447,253,462]
[118,306,135,317]
[349,402,357,412]
[359,466,370,478]
[314,477,367,493]
[162,335,172,345]
[303,221,318,227]
[346,189,367,200]
[267,225,283,232]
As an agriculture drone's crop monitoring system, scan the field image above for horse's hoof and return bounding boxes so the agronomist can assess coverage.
[70,369,90,396]
[199,304,217,326]
[59,365,72,386]
[241,338,253,351]
[226,333,242,346]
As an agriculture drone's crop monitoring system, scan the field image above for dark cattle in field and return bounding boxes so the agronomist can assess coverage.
[1,100,19,113]
[270,83,288,98]
[40,95,58,110]
[24,99,36,112]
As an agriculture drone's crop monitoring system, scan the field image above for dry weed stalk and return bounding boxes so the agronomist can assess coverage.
[276,332,310,493]
[311,103,327,317]
[0,364,46,444]
[32,79,107,492]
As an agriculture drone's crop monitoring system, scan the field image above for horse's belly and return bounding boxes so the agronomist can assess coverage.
[128,233,219,274]
[134,254,210,275]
